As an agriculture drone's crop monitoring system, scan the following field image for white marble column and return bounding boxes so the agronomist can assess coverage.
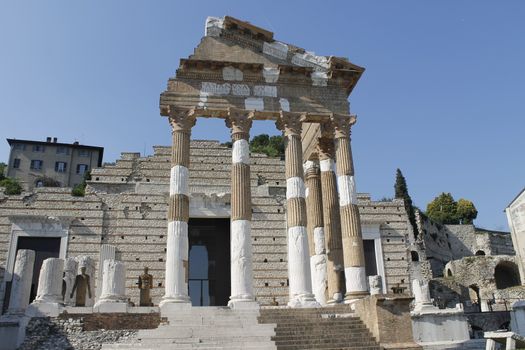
[34,258,64,304]
[161,107,196,308]
[304,160,328,305]
[7,249,35,314]
[94,259,127,312]
[226,109,255,307]
[277,111,318,308]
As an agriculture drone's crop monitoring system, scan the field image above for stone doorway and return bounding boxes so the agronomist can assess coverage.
[2,236,61,311]
[188,218,230,306]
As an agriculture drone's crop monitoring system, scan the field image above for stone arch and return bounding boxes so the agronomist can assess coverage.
[446,268,453,277]
[468,284,481,312]
[475,250,486,256]
[494,261,521,289]
[410,251,419,262]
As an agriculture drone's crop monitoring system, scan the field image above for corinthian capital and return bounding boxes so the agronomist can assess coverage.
[276,111,305,137]
[331,114,357,139]
[225,108,254,139]
[168,106,197,133]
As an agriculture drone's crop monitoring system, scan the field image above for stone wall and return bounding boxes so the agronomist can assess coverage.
[0,140,413,307]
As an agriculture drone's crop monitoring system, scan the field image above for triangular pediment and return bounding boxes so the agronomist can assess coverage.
[160,16,364,119]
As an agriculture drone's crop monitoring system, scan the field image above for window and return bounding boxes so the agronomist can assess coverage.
[56,146,69,155]
[55,162,67,173]
[13,144,25,150]
[13,158,21,169]
[78,149,90,157]
[77,164,88,175]
[32,145,45,152]
[30,160,43,170]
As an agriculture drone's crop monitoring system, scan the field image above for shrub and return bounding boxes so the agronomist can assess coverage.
[0,178,22,195]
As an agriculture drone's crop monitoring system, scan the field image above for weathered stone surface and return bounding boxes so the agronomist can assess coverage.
[34,258,64,304]
[8,249,35,314]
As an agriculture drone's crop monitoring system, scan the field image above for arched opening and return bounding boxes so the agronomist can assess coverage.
[475,250,486,256]
[447,268,453,277]
[494,261,521,289]
[410,251,419,262]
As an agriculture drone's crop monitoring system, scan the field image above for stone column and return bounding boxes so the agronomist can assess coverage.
[63,257,78,305]
[277,111,318,308]
[304,160,328,305]
[225,109,255,306]
[94,260,127,312]
[8,249,35,314]
[332,114,369,301]
[161,107,196,307]
[317,130,345,303]
[34,258,64,304]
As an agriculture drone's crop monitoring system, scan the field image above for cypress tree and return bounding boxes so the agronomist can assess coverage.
[394,169,419,238]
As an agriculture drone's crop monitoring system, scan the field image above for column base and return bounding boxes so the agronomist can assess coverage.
[344,291,369,304]
[160,299,192,317]
[326,292,344,305]
[288,293,320,308]
[26,302,63,317]
[93,301,128,313]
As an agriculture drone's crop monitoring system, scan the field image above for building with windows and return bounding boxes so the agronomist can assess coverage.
[5,137,103,189]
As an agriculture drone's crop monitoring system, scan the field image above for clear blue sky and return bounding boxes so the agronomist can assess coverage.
[1,1,524,231]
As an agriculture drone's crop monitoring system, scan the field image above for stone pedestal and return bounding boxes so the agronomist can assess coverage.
[369,275,383,295]
[412,279,434,313]
[7,250,35,315]
[411,305,470,345]
[94,259,127,312]
[353,295,421,349]
[27,258,64,317]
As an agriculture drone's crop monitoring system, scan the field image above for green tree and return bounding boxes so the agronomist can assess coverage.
[0,177,22,195]
[249,134,284,158]
[426,193,459,224]
[394,169,419,237]
[456,198,478,224]
[72,171,91,197]
[0,162,6,181]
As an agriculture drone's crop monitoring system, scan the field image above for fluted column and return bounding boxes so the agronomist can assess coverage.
[277,111,318,308]
[332,114,369,301]
[225,108,255,306]
[161,107,196,306]
[33,258,64,304]
[304,160,328,305]
[317,129,345,303]
[8,249,35,314]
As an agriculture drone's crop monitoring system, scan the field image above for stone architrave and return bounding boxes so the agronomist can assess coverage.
[75,255,95,306]
[161,107,196,308]
[225,109,256,307]
[33,258,64,304]
[332,114,369,302]
[304,160,328,305]
[369,275,383,295]
[7,249,35,314]
[317,125,345,304]
[277,111,318,308]
[62,257,78,306]
[95,259,127,312]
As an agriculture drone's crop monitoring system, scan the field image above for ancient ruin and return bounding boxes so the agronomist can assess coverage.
[0,15,524,350]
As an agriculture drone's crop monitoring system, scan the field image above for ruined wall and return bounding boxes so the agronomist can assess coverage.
[0,141,413,307]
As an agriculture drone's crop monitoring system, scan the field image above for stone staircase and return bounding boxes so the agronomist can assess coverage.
[258,306,381,350]
[101,306,277,350]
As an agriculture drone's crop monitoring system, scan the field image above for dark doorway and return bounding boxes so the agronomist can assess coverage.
[3,236,61,312]
[363,239,377,276]
[495,261,521,289]
[188,218,230,306]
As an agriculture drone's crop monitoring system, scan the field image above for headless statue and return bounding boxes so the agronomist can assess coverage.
[70,266,92,306]
[138,267,153,306]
